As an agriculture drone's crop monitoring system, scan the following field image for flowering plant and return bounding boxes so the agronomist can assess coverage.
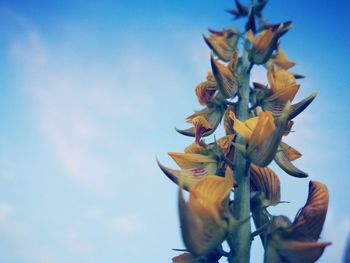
[158,1,330,262]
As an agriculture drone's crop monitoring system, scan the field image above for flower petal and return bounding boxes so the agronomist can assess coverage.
[223,106,235,134]
[192,116,213,143]
[229,111,255,141]
[271,48,296,70]
[211,55,239,98]
[289,181,329,241]
[266,84,300,102]
[276,240,331,263]
[203,29,239,62]
[168,152,216,169]
[189,172,233,224]
[176,108,224,138]
[247,103,290,167]
[249,111,276,147]
[178,187,228,256]
[280,142,301,161]
[288,92,317,120]
[250,164,281,203]
[157,159,216,190]
[274,145,308,178]
[195,80,217,106]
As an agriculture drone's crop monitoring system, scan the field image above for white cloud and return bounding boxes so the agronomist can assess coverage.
[320,209,350,262]
[0,202,14,222]
[65,230,92,256]
[8,14,166,194]
[110,214,143,237]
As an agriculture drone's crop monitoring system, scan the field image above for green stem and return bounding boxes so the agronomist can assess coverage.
[228,42,252,263]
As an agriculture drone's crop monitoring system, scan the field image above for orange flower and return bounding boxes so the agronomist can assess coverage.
[176,107,225,140]
[178,171,234,256]
[203,28,239,62]
[229,104,290,167]
[210,53,239,98]
[195,80,217,106]
[191,116,212,143]
[270,47,296,70]
[264,181,331,262]
[230,111,275,147]
[267,66,300,102]
[246,22,292,65]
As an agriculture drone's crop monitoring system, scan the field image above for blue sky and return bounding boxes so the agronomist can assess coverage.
[0,0,349,262]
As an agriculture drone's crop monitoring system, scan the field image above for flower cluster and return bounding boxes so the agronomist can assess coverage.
[158,1,330,262]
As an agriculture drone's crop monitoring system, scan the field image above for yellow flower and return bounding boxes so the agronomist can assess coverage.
[158,134,238,190]
[267,66,300,102]
[178,171,234,256]
[188,170,234,224]
[264,181,331,263]
[176,107,225,139]
[203,28,239,62]
[211,53,239,98]
[247,28,273,54]
[229,103,290,167]
[229,111,275,147]
[184,142,207,154]
[191,116,212,143]
[195,80,217,106]
[270,47,296,70]
[246,22,292,65]
[261,72,317,122]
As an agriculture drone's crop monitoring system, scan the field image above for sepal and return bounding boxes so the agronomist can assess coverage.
[211,54,239,98]
[274,143,308,178]
[176,107,225,138]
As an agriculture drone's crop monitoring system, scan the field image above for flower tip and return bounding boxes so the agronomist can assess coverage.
[175,126,195,137]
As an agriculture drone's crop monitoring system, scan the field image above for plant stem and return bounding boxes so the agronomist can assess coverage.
[228,42,252,263]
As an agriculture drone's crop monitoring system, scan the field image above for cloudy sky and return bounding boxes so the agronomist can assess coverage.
[0,0,349,262]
